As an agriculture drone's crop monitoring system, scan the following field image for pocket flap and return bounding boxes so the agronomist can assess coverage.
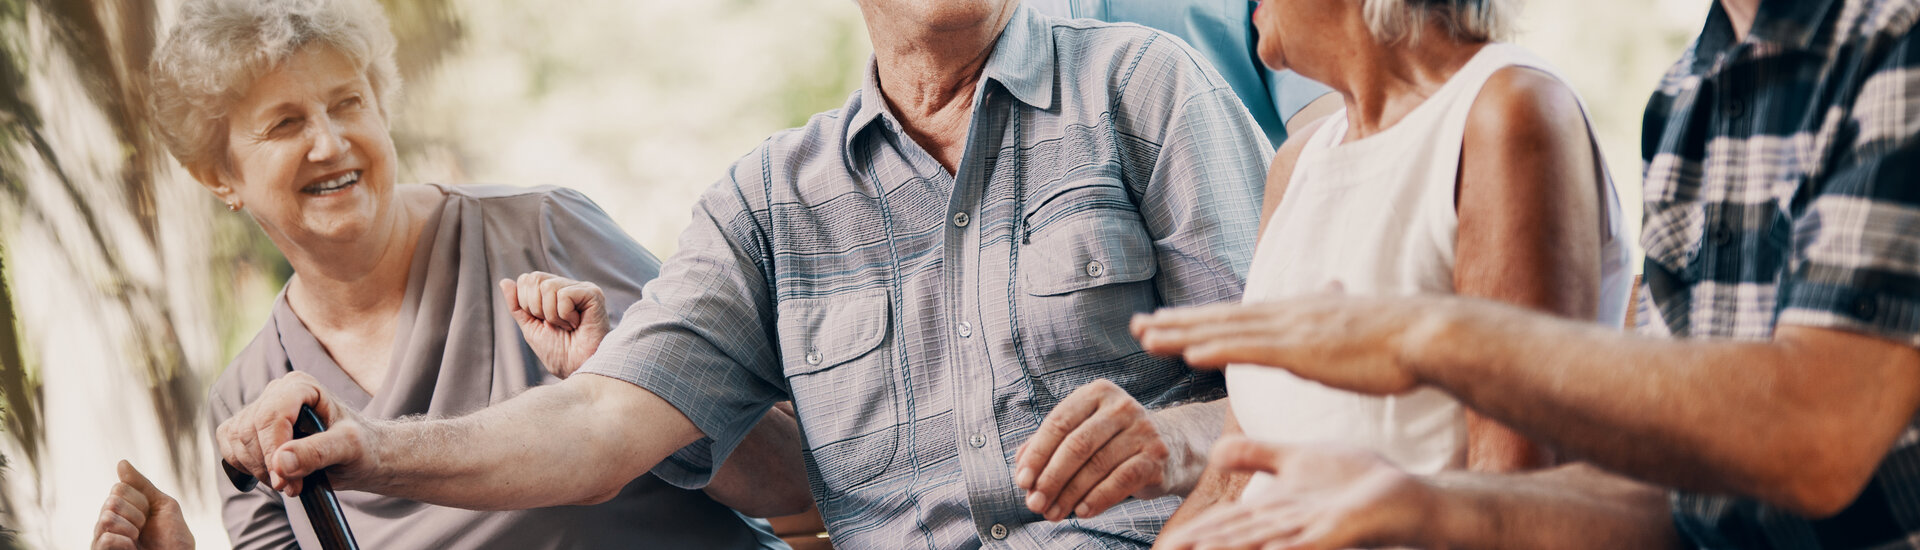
[777,287,891,376]
[1022,212,1158,296]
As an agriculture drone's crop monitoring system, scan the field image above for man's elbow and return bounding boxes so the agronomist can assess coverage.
[571,486,627,507]
[1766,436,1883,518]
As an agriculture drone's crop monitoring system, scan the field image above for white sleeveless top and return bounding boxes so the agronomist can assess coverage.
[1228,43,1632,489]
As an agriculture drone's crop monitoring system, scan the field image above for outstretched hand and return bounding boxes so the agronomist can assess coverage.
[91,460,195,550]
[1129,292,1455,396]
[1155,437,1436,550]
[499,272,611,379]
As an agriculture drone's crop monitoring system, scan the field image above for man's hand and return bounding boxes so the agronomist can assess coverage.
[499,272,611,379]
[1016,379,1209,521]
[215,371,381,496]
[91,460,195,550]
[1130,293,1446,396]
[1157,437,1435,550]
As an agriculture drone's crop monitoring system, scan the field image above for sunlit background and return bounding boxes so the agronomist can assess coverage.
[0,0,1705,547]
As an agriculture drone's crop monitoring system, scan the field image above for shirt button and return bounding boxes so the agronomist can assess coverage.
[1856,297,1878,320]
[1086,260,1105,278]
[953,212,970,227]
[969,433,986,448]
[1726,98,1748,120]
[958,321,973,338]
[804,347,822,365]
[989,523,1008,540]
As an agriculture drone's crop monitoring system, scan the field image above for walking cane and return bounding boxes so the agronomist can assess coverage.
[220,405,361,550]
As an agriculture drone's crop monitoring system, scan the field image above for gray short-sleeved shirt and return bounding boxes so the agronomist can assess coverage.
[207,184,782,549]
[578,6,1267,548]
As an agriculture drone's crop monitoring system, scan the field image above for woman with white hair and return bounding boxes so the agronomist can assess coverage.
[86,0,808,548]
[1007,0,1632,538]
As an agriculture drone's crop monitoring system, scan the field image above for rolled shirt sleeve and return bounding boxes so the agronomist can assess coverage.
[574,166,787,489]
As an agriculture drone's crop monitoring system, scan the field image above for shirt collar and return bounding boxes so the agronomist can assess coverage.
[1690,0,1836,71]
[844,4,1056,146]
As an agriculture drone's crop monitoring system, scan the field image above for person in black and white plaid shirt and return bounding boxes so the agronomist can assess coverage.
[1134,0,1920,548]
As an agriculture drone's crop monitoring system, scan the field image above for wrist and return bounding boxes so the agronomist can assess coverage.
[1397,299,1476,388]
[1152,401,1228,496]
[1422,475,1494,550]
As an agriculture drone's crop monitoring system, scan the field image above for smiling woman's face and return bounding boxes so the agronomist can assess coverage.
[217,45,399,249]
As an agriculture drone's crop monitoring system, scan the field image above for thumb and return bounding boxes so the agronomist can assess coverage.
[270,427,363,483]
[115,460,169,505]
[1209,436,1287,475]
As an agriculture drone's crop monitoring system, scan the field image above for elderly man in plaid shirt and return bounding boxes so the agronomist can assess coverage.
[1134,0,1920,548]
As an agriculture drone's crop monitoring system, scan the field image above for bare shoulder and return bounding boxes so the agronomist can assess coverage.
[1467,66,1589,147]
[1262,115,1333,223]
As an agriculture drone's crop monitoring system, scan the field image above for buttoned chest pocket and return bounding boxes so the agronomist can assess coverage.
[776,287,901,498]
[1015,178,1163,393]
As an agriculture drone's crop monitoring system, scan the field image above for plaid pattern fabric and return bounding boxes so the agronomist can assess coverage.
[576,5,1267,549]
[1636,0,1920,547]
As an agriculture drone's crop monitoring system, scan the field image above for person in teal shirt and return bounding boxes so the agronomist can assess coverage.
[1029,0,1337,147]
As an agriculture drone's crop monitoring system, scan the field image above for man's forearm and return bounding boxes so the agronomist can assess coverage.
[1408,300,1920,515]
[1427,464,1681,550]
[367,374,703,510]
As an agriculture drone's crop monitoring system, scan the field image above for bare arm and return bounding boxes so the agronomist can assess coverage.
[1453,67,1604,472]
[702,403,812,518]
[1157,438,1679,550]
[1427,463,1680,549]
[1421,313,1920,517]
[1137,298,1920,518]
[222,371,704,511]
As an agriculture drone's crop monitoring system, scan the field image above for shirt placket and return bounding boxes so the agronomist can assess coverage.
[947,98,1030,547]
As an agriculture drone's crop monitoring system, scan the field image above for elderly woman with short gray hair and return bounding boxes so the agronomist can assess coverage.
[87,0,807,548]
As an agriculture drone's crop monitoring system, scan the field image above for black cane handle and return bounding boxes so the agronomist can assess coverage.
[220,404,360,550]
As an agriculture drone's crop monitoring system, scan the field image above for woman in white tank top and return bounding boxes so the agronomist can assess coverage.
[1157,0,1633,535]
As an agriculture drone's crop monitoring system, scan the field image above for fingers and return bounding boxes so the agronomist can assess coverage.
[539,277,563,330]
[1160,502,1307,550]
[93,466,150,549]
[269,423,366,496]
[219,372,324,491]
[1066,449,1162,519]
[517,273,547,326]
[92,532,137,550]
[1015,380,1118,512]
[510,272,600,331]
[1209,436,1287,476]
[555,282,605,331]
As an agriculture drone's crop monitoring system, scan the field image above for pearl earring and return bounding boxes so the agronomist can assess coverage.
[227,201,241,212]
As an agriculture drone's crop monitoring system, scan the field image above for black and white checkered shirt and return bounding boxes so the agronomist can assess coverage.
[1637,0,1920,547]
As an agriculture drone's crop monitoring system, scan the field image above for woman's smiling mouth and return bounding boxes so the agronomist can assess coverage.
[302,170,361,196]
